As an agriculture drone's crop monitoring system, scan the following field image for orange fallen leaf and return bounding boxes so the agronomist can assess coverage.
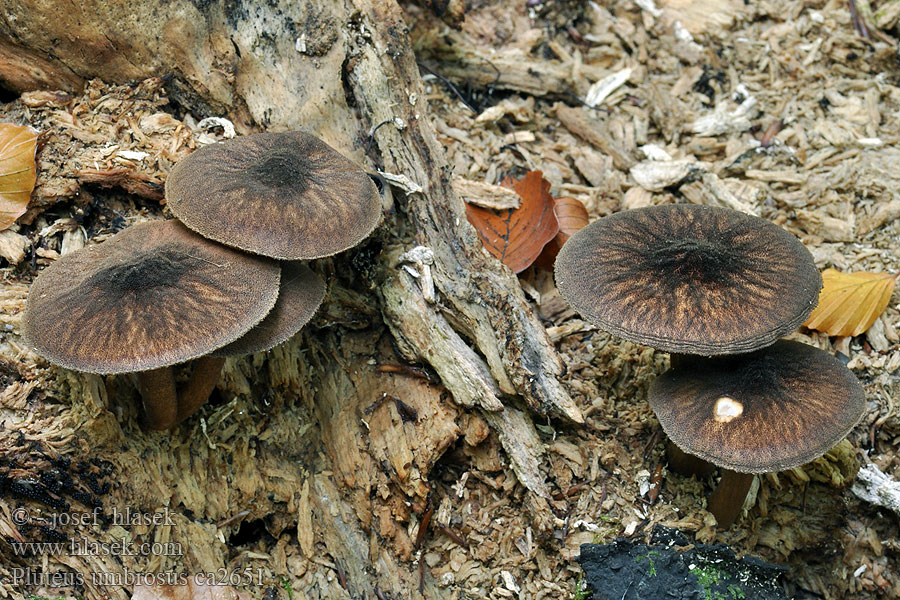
[804,269,898,336]
[534,196,590,270]
[0,123,38,230]
[465,171,559,273]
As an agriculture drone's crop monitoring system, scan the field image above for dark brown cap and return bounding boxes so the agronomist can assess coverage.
[555,204,822,354]
[648,340,865,473]
[23,220,281,374]
[213,262,325,356]
[165,131,382,260]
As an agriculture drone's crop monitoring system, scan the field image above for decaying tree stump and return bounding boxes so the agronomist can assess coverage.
[0,1,580,597]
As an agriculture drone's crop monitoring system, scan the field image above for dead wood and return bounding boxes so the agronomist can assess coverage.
[0,0,578,597]
[4,1,900,597]
[343,0,581,424]
[410,17,611,99]
[556,104,637,170]
[409,0,468,26]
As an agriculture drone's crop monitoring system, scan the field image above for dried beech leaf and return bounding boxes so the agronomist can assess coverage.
[804,269,897,336]
[465,171,559,273]
[0,123,38,230]
[552,196,590,245]
[534,196,589,270]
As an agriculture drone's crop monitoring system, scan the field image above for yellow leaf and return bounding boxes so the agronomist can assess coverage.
[0,123,38,230]
[804,269,897,336]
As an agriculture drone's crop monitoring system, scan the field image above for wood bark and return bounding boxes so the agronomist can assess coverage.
[0,1,579,597]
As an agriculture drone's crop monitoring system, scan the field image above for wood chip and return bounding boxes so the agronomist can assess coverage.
[452,178,521,209]
[745,169,808,185]
[630,159,702,191]
[858,199,900,236]
[0,229,28,264]
[556,104,636,170]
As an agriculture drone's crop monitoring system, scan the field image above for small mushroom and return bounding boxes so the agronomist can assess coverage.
[22,220,281,429]
[555,204,822,354]
[212,262,326,357]
[174,262,326,424]
[649,340,865,526]
[165,131,383,260]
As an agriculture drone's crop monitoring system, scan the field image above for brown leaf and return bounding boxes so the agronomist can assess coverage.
[534,196,589,270]
[0,123,38,231]
[465,171,559,273]
[551,196,589,245]
[804,269,897,336]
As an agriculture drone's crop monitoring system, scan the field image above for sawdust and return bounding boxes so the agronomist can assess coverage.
[411,0,900,597]
[0,0,899,599]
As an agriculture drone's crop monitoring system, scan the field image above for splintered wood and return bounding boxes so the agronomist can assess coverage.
[408,0,900,597]
[2,0,900,599]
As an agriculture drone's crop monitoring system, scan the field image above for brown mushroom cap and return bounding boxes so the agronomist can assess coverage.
[23,219,281,374]
[555,204,822,354]
[165,131,382,260]
[212,262,325,357]
[648,340,865,473]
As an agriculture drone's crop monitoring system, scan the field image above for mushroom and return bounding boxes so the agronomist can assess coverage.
[554,204,822,355]
[553,204,864,527]
[212,262,326,357]
[172,262,326,424]
[22,220,281,429]
[165,131,383,260]
[648,340,865,526]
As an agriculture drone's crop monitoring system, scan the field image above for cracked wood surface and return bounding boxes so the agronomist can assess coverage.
[0,0,576,597]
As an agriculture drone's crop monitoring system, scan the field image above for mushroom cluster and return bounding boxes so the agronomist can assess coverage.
[555,204,864,526]
[24,131,380,430]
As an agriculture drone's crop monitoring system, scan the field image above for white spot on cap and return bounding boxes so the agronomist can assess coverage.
[714,396,743,423]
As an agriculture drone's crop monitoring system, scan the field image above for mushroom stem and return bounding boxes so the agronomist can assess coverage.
[137,367,178,430]
[174,355,226,425]
[707,469,754,528]
[666,441,715,477]
[668,353,687,369]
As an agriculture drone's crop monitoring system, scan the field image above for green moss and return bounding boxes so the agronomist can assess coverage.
[691,565,746,600]
[573,574,591,600]
[280,576,294,600]
[635,550,661,576]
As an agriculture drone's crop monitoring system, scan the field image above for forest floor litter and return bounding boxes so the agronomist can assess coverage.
[0,0,899,599]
